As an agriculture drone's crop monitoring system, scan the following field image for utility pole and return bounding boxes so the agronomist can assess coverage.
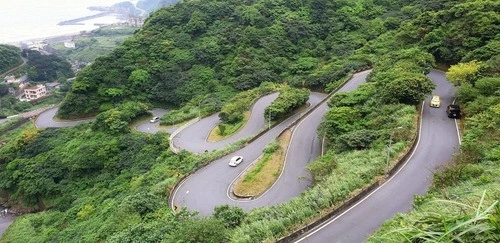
[198,100,203,118]
[268,110,271,130]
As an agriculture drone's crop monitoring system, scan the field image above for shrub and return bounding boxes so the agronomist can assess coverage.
[475,77,500,96]
[92,101,149,133]
[220,82,278,124]
[264,87,309,121]
[336,129,379,151]
[213,205,246,228]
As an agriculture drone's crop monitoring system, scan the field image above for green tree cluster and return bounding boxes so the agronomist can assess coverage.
[0,44,22,74]
[22,49,74,82]
[264,86,309,121]
[92,101,149,133]
[219,82,277,124]
[57,0,400,117]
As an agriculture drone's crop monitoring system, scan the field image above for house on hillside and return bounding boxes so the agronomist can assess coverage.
[4,75,28,84]
[24,84,47,100]
[45,82,60,92]
[64,41,76,49]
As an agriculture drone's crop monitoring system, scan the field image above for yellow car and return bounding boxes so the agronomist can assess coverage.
[430,95,441,108]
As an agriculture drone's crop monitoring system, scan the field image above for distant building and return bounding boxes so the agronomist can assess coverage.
[27,41,48,52]
[24,84,47,100]
[64,41,76,49]
[45,82,60,91]
[127,15,145,27]
[4,75,28,84]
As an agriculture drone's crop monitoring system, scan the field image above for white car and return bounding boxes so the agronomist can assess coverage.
[150,116,160,123]
[229,156,243,167]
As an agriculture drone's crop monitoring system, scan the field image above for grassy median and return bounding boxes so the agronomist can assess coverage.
[233,130,292,197]
[207,111,250,142]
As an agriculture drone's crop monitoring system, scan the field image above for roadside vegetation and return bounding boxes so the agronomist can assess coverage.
[233,130,291,197]
[265,86,310,121]
[0,0,498,242]
[207,82,278,140]
[370,60,500,242]
[208,111,250,142]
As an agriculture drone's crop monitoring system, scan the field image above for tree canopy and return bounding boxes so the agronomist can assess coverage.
[1,0,499,242]
[22,49,74,82]
[0,44,22,74]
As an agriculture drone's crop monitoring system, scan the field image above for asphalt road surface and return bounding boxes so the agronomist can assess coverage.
[171,70,370,215]
[0,207,14,236]
[293,70,459,243]
[25,70,457,242]
[171,92,280,153]
[35,107,94,128]
[134,108,176,134]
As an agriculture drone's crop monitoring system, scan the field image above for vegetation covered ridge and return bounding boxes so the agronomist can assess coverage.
[0,45,23,74]
[0,0,498,242]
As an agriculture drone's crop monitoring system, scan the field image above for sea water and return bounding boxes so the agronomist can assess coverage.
[0,0,136,44]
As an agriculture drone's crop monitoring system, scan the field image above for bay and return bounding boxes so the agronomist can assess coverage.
[0,0,137,44]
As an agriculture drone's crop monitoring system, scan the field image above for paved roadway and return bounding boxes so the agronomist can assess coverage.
[135,108,176,134]
[35,107,95,128]
[171,92,280,153]
[26,69,456,242]
[0,207,14,236]
[171,71,370,215]
[293,70,459,243]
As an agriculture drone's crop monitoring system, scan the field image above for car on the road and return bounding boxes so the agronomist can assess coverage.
[430,95,441,108]
[446,105,461,118]
[229,156,243,167]
[150,116,160,123]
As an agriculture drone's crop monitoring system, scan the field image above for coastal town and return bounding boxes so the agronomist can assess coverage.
[1,2,149,110]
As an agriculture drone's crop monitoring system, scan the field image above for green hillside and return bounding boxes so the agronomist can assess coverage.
[57,0,401,118]
[0,0,498,242]
[0,45,22,74]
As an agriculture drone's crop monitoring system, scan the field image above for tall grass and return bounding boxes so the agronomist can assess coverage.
[231,143,408,242]
[371,191,500,242]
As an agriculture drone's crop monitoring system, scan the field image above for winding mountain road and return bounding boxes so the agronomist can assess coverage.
[171,92,280,153]
[35,107,94,128]
[31,70,457,242]
[293,70,459,242]
[171,70,370,215]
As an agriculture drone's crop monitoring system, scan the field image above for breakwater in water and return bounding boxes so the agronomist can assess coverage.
[58,12,112,26]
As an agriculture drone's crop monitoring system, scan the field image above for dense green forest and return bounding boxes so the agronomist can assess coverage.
[0,0,498,242]
[0,45,22,74]
[22,49,74,82]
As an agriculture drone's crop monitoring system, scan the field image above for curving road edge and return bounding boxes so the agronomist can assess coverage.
[170,71,370,215]
[290,70,460,243]
[34,106,94,128]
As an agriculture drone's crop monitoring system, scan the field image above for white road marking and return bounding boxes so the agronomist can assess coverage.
[295,101,426,242]
[452,98,462,145]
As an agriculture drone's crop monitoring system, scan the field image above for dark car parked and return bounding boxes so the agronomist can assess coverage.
[446,105,461,118]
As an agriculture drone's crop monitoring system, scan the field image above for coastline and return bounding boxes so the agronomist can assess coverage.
[3,13,127,47]
[11,32,84,46]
